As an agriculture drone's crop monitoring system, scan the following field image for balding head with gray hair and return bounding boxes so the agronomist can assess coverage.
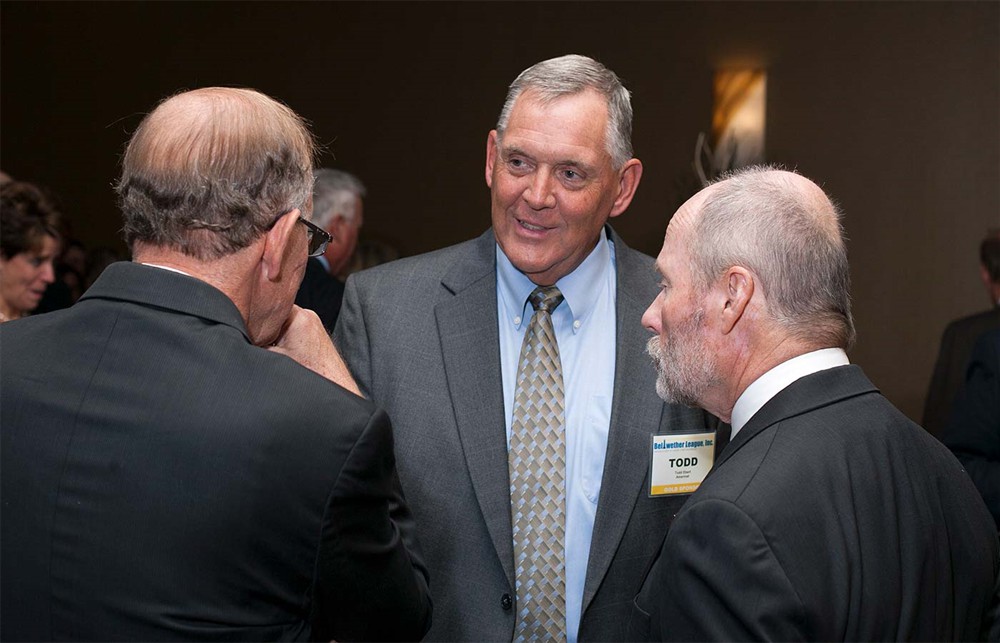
[692,166,855,350]
[496,54,634,169]
[116,87,316,261]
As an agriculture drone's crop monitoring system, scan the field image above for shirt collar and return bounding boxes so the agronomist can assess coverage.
[730,347,850,437]
[140,262,192,277]
[496,228,612,331]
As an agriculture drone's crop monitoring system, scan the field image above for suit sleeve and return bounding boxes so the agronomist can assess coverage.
[941,330,1000,529]
[329,270,428,616]
[310,408,431,642]
[637,498,806,642]
[333,274,374,398]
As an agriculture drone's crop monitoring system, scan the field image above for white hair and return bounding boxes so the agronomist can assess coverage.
[692,165,856,349]
[311,168,366,228]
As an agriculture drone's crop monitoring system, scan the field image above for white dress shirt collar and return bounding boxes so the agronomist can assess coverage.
[730,348,850,437]
[140,262,192,277]
[496,227,612,333]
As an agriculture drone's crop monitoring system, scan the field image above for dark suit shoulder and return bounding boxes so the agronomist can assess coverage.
[676,376,997,640]
[941,308,1000,339]
[295,258,345,332]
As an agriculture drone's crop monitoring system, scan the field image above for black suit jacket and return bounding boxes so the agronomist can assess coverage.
[924,308,1000,436]
[0,262,430,642]
[295,257,345,332]
[633,365,999,641]
[942,327,1000,530]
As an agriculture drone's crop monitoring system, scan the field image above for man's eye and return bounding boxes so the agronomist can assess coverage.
[562,169,580,180]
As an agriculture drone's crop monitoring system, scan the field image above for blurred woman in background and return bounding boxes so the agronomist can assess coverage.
[1,181,61,322]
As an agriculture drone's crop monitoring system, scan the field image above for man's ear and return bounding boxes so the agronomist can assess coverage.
[485,130,499,189]
[718,266,755,334]
[261,209,299,282]
[609,158,643,218]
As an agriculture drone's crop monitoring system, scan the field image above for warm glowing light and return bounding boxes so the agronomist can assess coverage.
[712,69,766,170]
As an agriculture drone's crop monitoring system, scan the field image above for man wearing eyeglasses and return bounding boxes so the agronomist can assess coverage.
[0,87,430,642]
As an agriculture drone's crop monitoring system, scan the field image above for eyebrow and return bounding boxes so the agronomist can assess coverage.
[500,145,534,161]
[501,145,596,173]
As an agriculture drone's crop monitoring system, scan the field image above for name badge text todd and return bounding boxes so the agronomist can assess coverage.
[649,431,716,496]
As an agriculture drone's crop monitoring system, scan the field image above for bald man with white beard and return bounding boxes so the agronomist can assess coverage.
[631,166,999,641]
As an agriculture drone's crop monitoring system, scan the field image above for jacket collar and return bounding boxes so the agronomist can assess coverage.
[81,261,251,342]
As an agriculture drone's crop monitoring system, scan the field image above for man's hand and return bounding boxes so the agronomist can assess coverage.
[267,305,362,396]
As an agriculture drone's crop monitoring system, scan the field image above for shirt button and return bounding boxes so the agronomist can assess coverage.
[573,320,581,329]
[501,593,513,610]
[514,316,521,325]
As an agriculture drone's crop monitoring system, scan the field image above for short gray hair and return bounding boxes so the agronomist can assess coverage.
[691,165,856,349]
[311,169,366,229]
[496,54,634,169]
[116,87,315,261]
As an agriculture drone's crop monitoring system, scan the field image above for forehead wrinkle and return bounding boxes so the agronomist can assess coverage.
[505,90,610,157]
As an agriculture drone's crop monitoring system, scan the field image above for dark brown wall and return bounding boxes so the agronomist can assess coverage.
[3,1,998,420]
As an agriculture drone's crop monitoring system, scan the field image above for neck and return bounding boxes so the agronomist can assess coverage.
[716,333,825,422]
[132,244,256,323]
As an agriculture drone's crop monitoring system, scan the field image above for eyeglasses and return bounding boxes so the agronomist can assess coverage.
[266,211,331,257]
[298,215,332,257]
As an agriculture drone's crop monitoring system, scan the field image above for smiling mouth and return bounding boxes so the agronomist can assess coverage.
[517,218,550,232]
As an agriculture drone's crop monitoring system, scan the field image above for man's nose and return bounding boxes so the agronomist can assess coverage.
[641,294,662,333]
[522,169,556,210]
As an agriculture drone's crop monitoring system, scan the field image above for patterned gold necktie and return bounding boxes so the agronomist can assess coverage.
[509,285,566,642]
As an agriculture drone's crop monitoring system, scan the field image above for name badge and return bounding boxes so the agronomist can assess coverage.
[648,431,716,497]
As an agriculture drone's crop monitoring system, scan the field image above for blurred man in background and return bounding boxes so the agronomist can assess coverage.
[294,168,365,330]
[924,230,1000,436]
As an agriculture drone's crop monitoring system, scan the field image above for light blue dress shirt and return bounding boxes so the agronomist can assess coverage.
[496,230,617,643]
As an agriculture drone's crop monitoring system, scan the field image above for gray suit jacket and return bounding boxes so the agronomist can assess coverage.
[632,365,1000,641]
[335,227,723,641]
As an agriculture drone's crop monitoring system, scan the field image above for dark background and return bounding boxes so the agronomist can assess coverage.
[3,1,998,420]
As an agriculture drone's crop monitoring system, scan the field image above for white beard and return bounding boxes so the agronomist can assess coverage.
[646,309,718,408]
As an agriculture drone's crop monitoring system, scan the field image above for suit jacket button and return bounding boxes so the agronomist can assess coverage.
[501,593,513,610]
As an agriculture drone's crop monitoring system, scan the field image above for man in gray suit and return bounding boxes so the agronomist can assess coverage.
[334,54,721,641]
[633,166,999,640]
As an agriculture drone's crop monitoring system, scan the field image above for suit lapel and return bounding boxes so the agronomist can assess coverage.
[582,230,666,612]
[713,365,879,473]
[435,231,516,587]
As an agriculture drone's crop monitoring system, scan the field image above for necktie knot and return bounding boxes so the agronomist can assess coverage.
[529,286,564,314]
